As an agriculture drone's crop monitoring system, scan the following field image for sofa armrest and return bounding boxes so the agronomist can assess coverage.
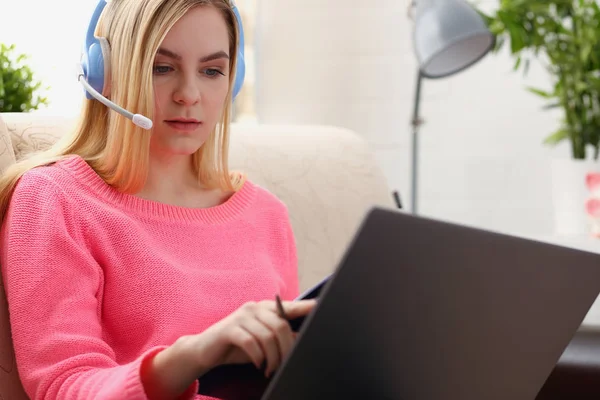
[0,115,16,174]
[536,329,600,399]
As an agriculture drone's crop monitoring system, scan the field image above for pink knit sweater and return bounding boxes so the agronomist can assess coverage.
[0,155,299,400]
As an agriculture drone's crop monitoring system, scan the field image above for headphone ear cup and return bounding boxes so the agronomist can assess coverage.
[233,50,245,100]
[97,37,111,96]
[84,41,106,100]
[82,36,110,99]
[231,4,245,101]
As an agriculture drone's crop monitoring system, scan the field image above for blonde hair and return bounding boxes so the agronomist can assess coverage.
[0,0,244,223]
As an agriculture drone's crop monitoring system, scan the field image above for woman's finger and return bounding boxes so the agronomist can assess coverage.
[240,316,281,377]
[227,325,264,369]
[256,307,294,367]
[277,299,318,319]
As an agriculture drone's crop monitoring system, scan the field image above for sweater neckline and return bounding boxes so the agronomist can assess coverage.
[58,155,256,224]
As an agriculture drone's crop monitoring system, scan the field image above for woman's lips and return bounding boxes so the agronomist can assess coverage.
[165,120,202,132]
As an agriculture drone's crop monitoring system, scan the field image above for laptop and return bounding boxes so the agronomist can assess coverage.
[258,206,600,400]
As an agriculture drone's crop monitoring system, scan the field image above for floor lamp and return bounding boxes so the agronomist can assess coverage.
[410,0,495,214]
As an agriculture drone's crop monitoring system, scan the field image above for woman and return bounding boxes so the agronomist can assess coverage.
[0,0,316,399]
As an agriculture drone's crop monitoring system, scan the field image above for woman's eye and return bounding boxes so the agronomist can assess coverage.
[204,68,225,78]
[153,65,173,74]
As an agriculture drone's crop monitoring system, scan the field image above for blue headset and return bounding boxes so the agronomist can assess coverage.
[80,0,246,101]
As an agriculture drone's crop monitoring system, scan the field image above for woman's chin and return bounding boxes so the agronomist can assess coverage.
[169,146,204,156]
[151,138,208,156]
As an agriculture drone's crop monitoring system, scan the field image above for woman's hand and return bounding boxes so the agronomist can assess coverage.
[194,299,316,376]
[142,299,317,399]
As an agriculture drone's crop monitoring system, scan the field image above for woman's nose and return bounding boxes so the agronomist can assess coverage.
[173,76,201,105]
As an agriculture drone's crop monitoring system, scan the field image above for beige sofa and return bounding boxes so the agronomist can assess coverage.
[0,112,395,398]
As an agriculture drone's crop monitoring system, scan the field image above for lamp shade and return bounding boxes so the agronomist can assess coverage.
[413,0,494,78]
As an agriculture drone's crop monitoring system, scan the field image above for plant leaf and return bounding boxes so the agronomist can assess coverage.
[0,42,49,112]
[526,86,554,98]
[544,129,569,145]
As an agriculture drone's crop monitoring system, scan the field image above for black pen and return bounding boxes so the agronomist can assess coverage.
[275,294,289,320]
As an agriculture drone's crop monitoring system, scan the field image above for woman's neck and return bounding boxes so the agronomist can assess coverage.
[136,153,230,209]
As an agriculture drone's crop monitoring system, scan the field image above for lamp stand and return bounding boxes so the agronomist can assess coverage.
[410,68,424,215]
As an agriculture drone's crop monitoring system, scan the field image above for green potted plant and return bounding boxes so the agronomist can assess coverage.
[477,0,600,236]
[0,43,48,112]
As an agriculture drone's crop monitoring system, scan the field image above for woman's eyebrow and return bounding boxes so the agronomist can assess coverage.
[156,48,230,63]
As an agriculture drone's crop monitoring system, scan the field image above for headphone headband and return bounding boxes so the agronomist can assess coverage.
[80,0,246,101]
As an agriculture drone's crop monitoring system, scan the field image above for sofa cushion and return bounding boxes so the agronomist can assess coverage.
[228,124,395,290]
[1,113,72,161]
[0,115,16,174]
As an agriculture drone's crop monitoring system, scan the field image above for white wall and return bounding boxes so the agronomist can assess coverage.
[1,0,568,237]
[254,0,566,237]
[0,0,99,117]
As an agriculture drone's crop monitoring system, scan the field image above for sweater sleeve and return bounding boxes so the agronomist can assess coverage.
[280,209,300,301]
[0,171,197,400]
